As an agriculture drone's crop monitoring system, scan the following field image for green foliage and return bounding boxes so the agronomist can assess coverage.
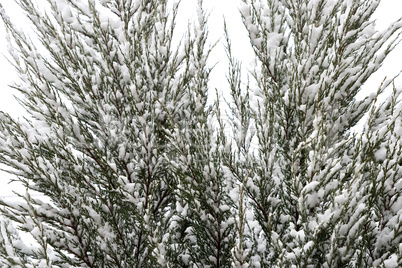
[0,0,402,267]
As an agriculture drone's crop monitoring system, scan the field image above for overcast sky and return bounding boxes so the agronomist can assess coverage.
[0,0,401,199]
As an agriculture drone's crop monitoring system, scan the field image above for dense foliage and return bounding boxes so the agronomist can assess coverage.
[0,0,402,267]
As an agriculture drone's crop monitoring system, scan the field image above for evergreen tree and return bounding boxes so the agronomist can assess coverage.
[0,0,401,267]
[226,0,402,266]
[0,0,213,266]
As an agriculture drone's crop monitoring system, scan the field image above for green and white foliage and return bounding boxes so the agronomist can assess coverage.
[0,0,214,266]
[1,0,402,267]
[225,0,402,267]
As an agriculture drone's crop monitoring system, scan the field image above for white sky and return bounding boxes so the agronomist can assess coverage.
[0,0,401,199]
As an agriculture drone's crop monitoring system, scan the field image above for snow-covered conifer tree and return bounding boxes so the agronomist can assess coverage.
[1,0,402,267]
[0,0,213,266]
[225,0,402,266]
